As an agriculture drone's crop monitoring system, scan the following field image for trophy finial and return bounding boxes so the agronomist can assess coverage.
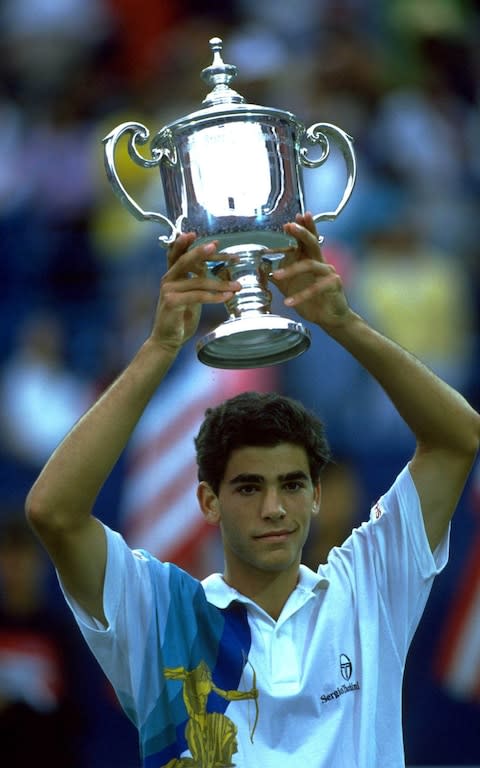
[201,37,245,106]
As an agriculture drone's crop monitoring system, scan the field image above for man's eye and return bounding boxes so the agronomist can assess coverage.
[237,485,258,495]
[284,481,304,492]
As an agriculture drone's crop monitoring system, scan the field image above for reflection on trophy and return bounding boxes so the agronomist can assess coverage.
[103,37,356,368]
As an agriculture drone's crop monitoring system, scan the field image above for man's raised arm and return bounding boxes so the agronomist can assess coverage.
[25,234,240,623]
[273,213,480,550]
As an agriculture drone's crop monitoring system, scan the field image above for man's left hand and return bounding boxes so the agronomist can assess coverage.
[271,212,351,331]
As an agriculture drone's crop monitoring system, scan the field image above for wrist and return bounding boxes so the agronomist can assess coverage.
[319,308,364,340]
[125,338,180,399]
[324,310,392,367]
[142,335,182,366]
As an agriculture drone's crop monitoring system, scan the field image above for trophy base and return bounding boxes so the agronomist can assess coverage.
[196,314,311,369]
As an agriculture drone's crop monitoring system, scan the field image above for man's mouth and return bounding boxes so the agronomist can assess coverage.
[254,529,294,541]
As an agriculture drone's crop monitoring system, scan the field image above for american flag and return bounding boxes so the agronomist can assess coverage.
[433,458,480,699]
[120,356,276,576]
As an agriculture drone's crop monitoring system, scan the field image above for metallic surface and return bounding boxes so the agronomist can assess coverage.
[102,37,356,368]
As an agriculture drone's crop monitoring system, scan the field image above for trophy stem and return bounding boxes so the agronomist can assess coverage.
[197,247,311,369]
[212,249,272,318]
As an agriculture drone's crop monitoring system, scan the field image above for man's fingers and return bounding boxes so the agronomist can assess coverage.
[161,271,241,312]
[161,284,238,308]
[163,235,242,312]
[272,259,334,283]
[167,238,224,278]
[163,275,240,294]
[167,232,196,265]
[295,211,318,236]
[283,215,325,263]
[279,269,340,308]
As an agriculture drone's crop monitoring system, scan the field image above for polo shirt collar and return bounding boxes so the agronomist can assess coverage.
[202,564,329,612]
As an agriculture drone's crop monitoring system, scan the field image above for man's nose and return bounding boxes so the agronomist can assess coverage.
[261,491,286,520]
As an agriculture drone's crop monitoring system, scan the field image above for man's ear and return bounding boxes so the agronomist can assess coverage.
[197,482,221,525]
[312,482,322,517]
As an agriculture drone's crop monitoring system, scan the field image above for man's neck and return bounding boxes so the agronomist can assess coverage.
[223,566,300,621]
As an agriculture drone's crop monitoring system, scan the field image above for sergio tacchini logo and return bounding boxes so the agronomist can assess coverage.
[320,653,360,704]
[340,653,352,681]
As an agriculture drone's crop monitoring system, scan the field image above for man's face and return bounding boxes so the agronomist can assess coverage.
[200,443,320,587]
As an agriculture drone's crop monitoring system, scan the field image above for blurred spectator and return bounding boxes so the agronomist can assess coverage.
[0,0,112,108]
[339,218,477,458]
[353,220,475,391]
[281,240,363,455]
[367,10,479,254]
[101,0,187,86]
[303,459,364,568]
[0,311,93,467]
[0,513,85,766]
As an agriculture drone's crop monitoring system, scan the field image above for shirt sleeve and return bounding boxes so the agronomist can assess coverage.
[369,464,450,578]
[331,464,450,662]
[58,523,164,721]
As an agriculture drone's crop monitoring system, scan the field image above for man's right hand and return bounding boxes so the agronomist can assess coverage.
[150,233,241,354]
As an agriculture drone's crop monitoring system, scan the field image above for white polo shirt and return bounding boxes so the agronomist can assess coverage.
[61,464,449,767]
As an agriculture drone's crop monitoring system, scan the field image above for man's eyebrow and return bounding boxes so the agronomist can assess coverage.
[279,471,310,483]
[229,473,264,485]
[229,470,310,485]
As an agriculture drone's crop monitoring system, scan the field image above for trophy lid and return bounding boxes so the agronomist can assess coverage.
[201,37,245,106]
[162,37,302,133]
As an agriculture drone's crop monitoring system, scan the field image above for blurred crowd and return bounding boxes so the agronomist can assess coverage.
[0,1,479,766]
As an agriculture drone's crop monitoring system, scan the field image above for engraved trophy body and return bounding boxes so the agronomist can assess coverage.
[103,37,356,368]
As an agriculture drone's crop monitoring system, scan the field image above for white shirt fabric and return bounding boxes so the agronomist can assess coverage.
[61,464,449,767]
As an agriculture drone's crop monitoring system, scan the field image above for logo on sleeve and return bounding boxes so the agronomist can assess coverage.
[371,502,383,521]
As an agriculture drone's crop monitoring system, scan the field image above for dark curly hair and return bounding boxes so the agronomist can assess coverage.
[194,391,330,494]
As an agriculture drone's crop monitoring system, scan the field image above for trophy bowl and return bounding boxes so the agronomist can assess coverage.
[103,37,356,368]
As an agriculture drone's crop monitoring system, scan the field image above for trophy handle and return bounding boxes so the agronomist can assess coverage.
[300,122,357,224]
[102,122,178,244]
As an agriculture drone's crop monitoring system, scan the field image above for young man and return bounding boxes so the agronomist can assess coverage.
[26,214,480,767]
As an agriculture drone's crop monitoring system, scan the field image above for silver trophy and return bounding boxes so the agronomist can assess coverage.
[103,37,356,368]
